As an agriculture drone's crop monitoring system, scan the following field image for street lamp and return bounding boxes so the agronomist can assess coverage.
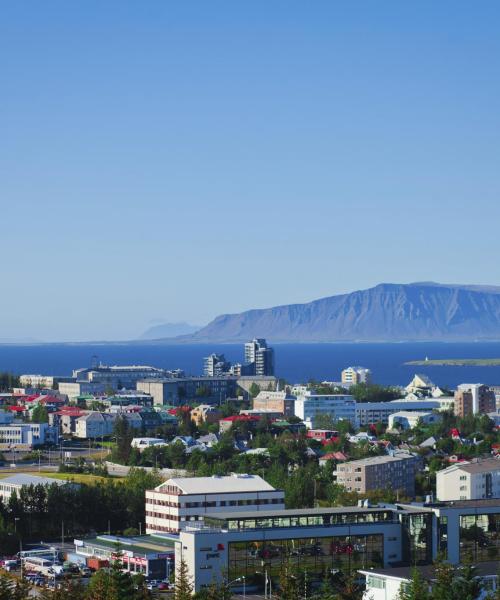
[228,576,246,599]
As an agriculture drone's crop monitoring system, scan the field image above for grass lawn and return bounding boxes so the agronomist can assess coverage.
[0,470,110,484]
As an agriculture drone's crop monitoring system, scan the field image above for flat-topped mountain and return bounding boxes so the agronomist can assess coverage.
[180,282,500,342]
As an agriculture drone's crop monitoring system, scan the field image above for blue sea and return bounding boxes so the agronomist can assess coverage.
[2,342,500,388]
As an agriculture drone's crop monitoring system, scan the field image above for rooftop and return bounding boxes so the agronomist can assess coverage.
[157,474,276,494]
[361,561,500,580]
[1,474,67,487]
[337,454,418,467]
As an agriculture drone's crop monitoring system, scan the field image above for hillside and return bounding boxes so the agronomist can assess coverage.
[180,282,500,342]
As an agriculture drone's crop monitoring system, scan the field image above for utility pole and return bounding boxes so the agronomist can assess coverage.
[61,521,64,547]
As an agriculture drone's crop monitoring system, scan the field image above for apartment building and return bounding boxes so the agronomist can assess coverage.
[333,454,421,497]
[294,393,356,428]
[203,354,230,377]
[341,366,372,386]
[74,412,116,439]
[244,339,275,376]
[436,457,500,501]
[454,384,496,417]
[145,474,284,534]
[253,390,295,417]
[190,404,222,426]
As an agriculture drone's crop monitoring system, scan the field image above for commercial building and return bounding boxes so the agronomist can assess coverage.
[341,366,372,386]
[244,339,275,376]
[175,498,500,593]
[145,474,284,534]
[454,384,496,417]
[333,454,422,497]
[0,474,69,501]
[294,393,356,428]
[355,400,441,427]
[137,377,238,406]
[436,457,500,501]
[73,534,175,580]
[252,390,295,417]
[387,411,441,431]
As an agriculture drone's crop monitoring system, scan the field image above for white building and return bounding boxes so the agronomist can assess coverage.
[131,437,168,451]
[74,412,116,439]
[294,393,356,428]
[388,411,441,430]
[341,366,372,386]
[0,474,68,501]
[436,457,500,501]
[145,474,284,534]
[355,400,440,427]
[361,564,498,600]
[0,423,58,448]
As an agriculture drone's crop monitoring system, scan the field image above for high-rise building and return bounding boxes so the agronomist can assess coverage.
[203,353,230,377]
[244,338,274,376]
[454,384,496,417]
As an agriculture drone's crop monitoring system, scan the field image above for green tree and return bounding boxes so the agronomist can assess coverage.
[174,558,194,600]
[278,559,299,600]
[451,556,481,600]
[248,383,261,398]
[397,568,431,600]
[32,404,49,423]
[112,416,134,464]
[38,580,86,600]
[431,558,456,600]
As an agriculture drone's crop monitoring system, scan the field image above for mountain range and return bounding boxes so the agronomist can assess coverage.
[140,322,201,340]
[172,282,500,342]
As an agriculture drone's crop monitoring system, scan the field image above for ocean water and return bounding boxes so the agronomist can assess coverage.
[2,342,500,388]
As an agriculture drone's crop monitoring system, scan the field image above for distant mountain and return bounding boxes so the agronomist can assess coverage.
[181,283,500,342]
[140,322,202,340]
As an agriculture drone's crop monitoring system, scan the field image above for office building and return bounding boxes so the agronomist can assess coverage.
[436,457,500,501]
[145,474,284,534]
[294,392,356,428]
[341,366,372,386]
[454,384,496,417]
[203,354,230,377]
[0,422,58,448]
[167,494,500,594]
[355,400,441,427]
[244,339,274,376]
[333,454,422,497]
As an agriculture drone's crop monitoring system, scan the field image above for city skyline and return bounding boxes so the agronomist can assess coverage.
[2,1,500,341]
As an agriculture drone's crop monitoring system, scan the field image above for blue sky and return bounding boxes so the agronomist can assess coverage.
[1,1,500,341]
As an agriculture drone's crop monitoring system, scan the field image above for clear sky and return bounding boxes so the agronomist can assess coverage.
[1,1,500,341]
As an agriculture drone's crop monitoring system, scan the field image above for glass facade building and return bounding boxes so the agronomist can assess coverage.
[227,533,384,587]
[459,513,500,562]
